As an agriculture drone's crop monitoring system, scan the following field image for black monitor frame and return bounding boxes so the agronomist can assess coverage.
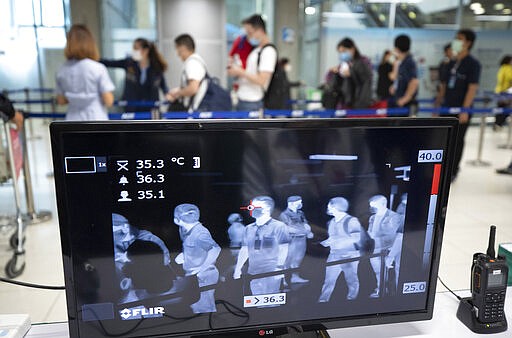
[50,118,458,338]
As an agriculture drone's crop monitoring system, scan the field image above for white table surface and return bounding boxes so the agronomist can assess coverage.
[26,289,512,338]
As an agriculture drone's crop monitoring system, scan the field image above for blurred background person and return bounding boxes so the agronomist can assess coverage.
[167,34,208,112]
[376,50,393,103]
[228,32,253,71]
[227,14,276,112]
[389,34,418,116]
[0,93,23,130]
[435,43,453,107]
[494,55,512,130]
[55,24,114,121]
[438,29,481,181]
[278,58,304,109]
[101,38,169,112]
[334,38,372,109]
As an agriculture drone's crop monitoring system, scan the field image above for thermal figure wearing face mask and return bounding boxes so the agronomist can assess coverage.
[173,204,221,314]
[234,196,290,297]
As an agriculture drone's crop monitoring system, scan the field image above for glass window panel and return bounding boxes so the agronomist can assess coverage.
[41,0,65,26]
[37,27,66,48]
[14,0,35,26]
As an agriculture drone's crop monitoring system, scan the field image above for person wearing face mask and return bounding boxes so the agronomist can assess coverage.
[367,195,403,298]
[227,14,277,112]
[279,195,313,284]
[318,197,362,302]
[438,29,481,181]
[376,50,394,101]
[389,34,419,116]
[233,196,290,297]
[332,38,372,109]
[100,38,169,111]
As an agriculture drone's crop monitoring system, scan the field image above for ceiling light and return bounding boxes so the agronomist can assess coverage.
[470,3,482,11]
[494,3,505,11]
[408,11,417,19]
[305,6,316,15]
[379,14,387,22]
[473,7,485,15]
[503,8,512,14]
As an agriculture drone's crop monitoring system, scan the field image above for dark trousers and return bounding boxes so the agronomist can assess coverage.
[453,118,471,178]
[495,101,510,127]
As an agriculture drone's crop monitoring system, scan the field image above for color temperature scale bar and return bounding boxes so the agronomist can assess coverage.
[423,164,442,270]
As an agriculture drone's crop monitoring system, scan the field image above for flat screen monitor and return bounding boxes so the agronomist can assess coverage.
[50,118,458,338]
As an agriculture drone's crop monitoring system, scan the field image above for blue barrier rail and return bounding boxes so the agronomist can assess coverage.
[24,107,512,121]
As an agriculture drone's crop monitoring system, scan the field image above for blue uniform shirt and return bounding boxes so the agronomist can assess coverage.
[441,55,481,107]
[396,54,418,100]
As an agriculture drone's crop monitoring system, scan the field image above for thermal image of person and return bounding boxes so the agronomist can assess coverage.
[227,213,245,253]
[233,196,290,296]
[396,193,408,216]
[112,213,170,267]
[318,197,362,302]
[173,204,221,313]
[112,213,171,301]
[367,195,403,298]
[279,195,313,284]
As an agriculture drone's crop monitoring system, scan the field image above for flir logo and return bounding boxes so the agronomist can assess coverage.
[119,306,165,320]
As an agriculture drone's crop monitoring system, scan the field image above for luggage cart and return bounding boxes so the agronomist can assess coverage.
[0,113,25,278]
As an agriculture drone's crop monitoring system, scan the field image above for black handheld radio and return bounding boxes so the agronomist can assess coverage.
[457,225,508,333]
[471,225,508,322]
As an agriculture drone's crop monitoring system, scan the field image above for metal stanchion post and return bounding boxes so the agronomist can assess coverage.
[151,106,161,120]
[24,88,35,139]
[467,112,491,166]
[20,116,52,225]
[3,119,26,278]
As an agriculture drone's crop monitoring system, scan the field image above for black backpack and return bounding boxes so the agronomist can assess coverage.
[342,216,375,255]
[257,44,288,109]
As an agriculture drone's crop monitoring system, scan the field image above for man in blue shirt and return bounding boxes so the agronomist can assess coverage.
[174,204,221,313]
[389,34,419,117]
[438,29,481,180]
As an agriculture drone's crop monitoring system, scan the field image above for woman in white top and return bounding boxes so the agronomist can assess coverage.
[56,24,115,121]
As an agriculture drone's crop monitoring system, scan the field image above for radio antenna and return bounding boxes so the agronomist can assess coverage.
[486,225,496,259]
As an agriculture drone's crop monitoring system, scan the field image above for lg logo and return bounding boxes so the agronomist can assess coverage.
[119,306,165,320]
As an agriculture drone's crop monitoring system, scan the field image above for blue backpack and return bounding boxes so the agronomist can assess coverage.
[198,74,232,112]
[188,56,232,112]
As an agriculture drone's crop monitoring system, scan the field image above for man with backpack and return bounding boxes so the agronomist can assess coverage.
[167,34,209,112]
[227,14,280,111]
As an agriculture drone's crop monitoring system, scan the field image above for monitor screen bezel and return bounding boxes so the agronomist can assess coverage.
[50,117,458,337]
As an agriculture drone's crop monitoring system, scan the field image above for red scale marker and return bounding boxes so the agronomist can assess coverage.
[431,164,441,195]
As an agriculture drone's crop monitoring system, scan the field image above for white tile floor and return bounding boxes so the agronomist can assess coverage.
[0,118,511,325]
